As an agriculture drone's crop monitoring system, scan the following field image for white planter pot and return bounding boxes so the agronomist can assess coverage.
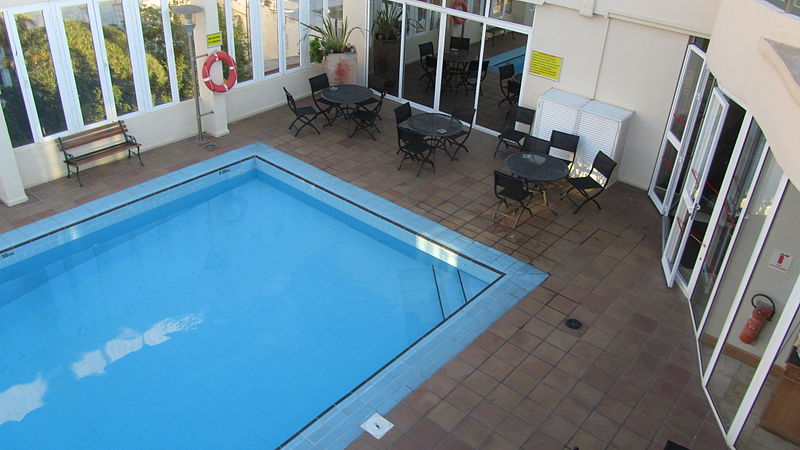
[323,51,358,85]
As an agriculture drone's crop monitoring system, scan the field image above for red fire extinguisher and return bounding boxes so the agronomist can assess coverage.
[739,294,775,345]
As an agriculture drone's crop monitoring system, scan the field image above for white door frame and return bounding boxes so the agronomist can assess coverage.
[661,87,729,286]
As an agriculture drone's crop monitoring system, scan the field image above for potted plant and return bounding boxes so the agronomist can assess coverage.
[371,1,401,90]
[303,16,360,85]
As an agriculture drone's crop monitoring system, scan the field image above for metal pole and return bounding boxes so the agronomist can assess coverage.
[185,23,205,143]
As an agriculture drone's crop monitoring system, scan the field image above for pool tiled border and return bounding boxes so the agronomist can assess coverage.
[0,143,546,448]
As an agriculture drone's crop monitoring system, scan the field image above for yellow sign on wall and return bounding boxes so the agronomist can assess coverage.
[207,32,222,48]
[529,50,563,81]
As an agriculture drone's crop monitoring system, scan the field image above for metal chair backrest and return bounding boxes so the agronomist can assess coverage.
[499,64,515,81]
[283,87,299,115]
[450,36,470,51]
[512,106,536,127]
[450,107,475,127]
[369,74,387,93]
[494,170,526,199]
[397,126,428,150]
[309,73,330,94]
[419,42,434,58]
[549,130,579,163]
[590,151,617,187]
[521,135,550,155]
[394,102,412,125]
[425,55,437,69]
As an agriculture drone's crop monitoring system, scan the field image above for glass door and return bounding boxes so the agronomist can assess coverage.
[648,45,709,212]
[688,119,768,329]
[661,88,728,286]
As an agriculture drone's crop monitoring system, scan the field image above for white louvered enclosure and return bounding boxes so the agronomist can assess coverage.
[533,88,634,185]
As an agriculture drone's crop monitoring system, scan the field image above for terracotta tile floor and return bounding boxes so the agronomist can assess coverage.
[0,100,727,450]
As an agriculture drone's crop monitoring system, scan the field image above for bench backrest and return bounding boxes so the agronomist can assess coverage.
[57,121,130,155]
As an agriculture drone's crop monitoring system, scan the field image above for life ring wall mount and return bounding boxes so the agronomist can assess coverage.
[451,0,468,24]
[202,51,238,93]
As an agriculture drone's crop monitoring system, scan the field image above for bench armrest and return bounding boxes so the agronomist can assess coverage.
[63,151,77,163]
[125,133,139,145]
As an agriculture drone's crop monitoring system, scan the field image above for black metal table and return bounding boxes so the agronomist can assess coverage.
[405,113,464,161]
[505,152,569,213]
[443,50,473,89]
[320,84,374,129]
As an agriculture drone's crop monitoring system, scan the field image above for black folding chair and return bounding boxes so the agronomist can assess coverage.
[549,130,579,167]
[563,151,617,213]
[283,87,321,137]
[492,170,533,229]
[397,126,435,176]
[457,60,488,93]
[498,64,518,107]
[521,135,550,155]
[308,73,336,124]
[423,55,437,91]
[357,74,387,119]
[350,91,385,140]
[394,102,412,127]
[418,42,434,81]
[493,106,535,158]
[446,107,474,161]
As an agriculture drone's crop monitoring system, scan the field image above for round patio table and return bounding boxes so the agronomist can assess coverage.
[443,50,473,88]
[320,85,374,128]
[406,113,464,161]
[505,152,569,213]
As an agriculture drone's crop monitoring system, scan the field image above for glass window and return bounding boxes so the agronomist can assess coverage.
[139,0,174,106]
[230,0,253,81]
[15,11,68,137]
[285,0,301,70]
[169,1,193,101]
[98,0,138,115]
[671,50,704,141]
[259,0,279,75]
[0,15,34,146]
[62,4,106,125]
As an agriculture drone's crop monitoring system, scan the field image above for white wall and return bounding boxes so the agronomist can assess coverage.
[522,4,695,188]
[706,0,800,187]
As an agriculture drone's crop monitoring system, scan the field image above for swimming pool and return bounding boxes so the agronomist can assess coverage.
[487,46,526,74]
[0,144,545,448]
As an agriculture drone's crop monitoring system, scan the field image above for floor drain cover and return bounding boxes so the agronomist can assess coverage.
[360,413,394,439]
[565,318,582,329]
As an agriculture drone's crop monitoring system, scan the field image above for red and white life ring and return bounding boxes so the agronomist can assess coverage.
[202,51,237,93]
[451,0,468,24]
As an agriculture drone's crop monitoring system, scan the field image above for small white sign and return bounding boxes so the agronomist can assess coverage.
[768,250,793,273]
[360,413,394,439]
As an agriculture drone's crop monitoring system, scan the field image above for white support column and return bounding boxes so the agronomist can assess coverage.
[0,112,29,206]
[196,0,229,138]
[344,0,368,85]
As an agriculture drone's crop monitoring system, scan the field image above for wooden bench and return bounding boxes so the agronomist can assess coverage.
[57,120,143,187]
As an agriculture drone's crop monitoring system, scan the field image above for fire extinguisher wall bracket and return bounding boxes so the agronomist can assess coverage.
[751,293,776,321]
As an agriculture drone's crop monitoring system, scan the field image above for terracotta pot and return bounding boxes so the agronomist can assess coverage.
[324,51,358,85]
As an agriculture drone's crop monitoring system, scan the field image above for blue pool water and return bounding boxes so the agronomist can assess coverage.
[0,169,493,448]
[488,46,526,73]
